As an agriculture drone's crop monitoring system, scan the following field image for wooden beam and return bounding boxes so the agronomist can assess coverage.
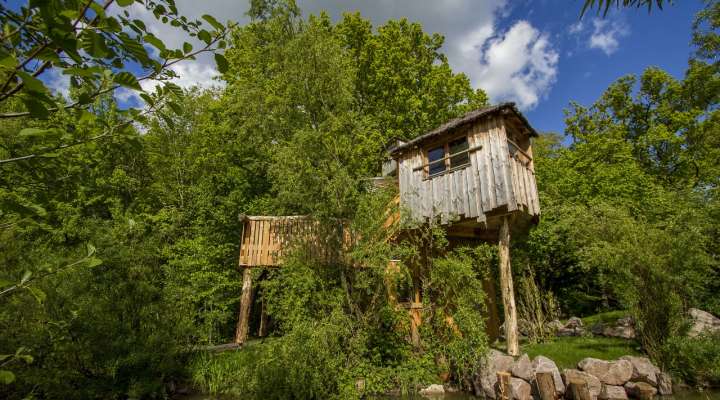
[234,268,253,344]
[568,378,592,400]
[498,215,519,356]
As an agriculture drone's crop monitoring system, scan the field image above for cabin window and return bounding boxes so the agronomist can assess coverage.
[427,146,446,176]
[425,136,471,178]
[449,137,469,168]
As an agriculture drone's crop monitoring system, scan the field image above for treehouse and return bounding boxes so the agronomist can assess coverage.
[388,102,539,234]
[233,102,540,356]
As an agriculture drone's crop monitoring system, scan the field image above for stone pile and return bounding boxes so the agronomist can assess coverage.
[463,352,671,400]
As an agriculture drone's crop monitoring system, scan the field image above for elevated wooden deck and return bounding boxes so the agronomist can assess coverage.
[238,215,353,267]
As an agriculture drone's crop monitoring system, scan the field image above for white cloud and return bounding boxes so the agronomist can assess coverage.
[568,21,584,34]
[110,0,559,110]
[589,18,628,55]
[44,68,71,99]
[455,20,558,110]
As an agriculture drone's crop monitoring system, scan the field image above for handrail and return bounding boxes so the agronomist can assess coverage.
[412,145,482,172]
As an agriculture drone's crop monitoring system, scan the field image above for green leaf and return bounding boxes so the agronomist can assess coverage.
[27,286,46,304]
[85,257,102,268]
[20,270,31,285]
[17,71,47,93]
[183,42,193,54]
[116,0,134,6]
[214,53,228,73]
[0,370,15,385]
[20,96,49,118]
[163,82,183,98]
[113,72,141,91]
[167,100,182,115]
[80,30,110,58]
[144,34,166,52]
[202,14,224,30]
[19,128,50,137]
[197,29,211,45]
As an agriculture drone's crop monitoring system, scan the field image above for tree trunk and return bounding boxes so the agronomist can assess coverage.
[536,371,557,400]
[499,215,519,356]
[234,268,253,344]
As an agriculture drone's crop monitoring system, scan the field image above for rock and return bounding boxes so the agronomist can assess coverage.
[624,381,657,399]
[619,356,660,386]
[547,319,565,333]
[533,355,565,395]
[563,369,602,399]
[657,372,672,395]
[567,317,584,329]
[591,323,605,336]
[475,349,515,399]
[558,326,585,337]
[616,317,634,327]
[687,308,720,338]
[419,384,445,397]
[578,358,633,386]
[602,325,636,339]
[510,377,532,400]
[512,354,535,381]
[599,384,628,400]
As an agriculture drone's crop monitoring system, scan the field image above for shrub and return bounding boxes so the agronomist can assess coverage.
[662,333,720,387]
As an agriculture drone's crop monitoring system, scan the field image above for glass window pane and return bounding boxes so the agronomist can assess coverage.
[428,146,445,176]
[449,137,469,168]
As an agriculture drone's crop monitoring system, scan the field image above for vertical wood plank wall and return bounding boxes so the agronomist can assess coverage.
[398,116,540,223]
[238,217,350,267]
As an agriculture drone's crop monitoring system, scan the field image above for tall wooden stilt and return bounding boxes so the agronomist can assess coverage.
[258,295,268,338]
[498,215,519,356]
[234,267,253,344]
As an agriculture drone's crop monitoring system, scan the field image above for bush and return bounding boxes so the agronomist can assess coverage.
[662,333,720,387]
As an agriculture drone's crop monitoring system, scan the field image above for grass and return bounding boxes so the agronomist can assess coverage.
[581,310,630,327]
[522,336,642,370]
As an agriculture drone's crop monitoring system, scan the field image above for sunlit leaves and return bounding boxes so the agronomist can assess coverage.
[214,53,228,73]
[113,72,142,91]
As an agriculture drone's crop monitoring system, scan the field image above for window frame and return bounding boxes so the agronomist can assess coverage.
[422,133,472,179]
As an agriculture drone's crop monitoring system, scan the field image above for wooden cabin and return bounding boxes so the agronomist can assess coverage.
[233,102,540,355]
[389,102,539,234]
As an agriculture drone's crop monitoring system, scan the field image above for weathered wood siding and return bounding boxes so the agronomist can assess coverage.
[238,216,351,267]
[398,116,539,224]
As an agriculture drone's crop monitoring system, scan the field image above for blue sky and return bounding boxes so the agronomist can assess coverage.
[26,0,706,136]
[511,1,704,134]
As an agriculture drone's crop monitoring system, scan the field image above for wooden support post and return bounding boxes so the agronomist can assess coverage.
[497,371,511,400]
[568,378,592,400]
[258,296,268,338]
[499,215,519,356]
[536,371,557,400]
[234,267,253,344]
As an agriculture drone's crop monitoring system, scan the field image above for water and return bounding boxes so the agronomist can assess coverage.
[179,388,720,400]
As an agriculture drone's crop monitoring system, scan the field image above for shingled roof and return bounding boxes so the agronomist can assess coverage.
[388,102,537,156]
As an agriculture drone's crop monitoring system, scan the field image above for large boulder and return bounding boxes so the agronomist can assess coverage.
[567,317,584,329]
[602,326,636,339]
[624,381,657,399]
[599,384,628,400]
[619,356,660,386]
[563,369,602,399]
[533,355,565,395]
[578,358,633,386]
[510,377,533,400]
[512,354,535,381]
[688,308,720,338]
[474,349,515,399]
[546,319,565,334]
[657,372,672,395]
[419,384,445,397]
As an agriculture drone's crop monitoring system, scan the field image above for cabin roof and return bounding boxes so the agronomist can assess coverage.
[388,102,537,156]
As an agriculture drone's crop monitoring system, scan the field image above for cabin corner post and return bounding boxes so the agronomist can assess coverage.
[498,215,519,356]
[234,267,254,345]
